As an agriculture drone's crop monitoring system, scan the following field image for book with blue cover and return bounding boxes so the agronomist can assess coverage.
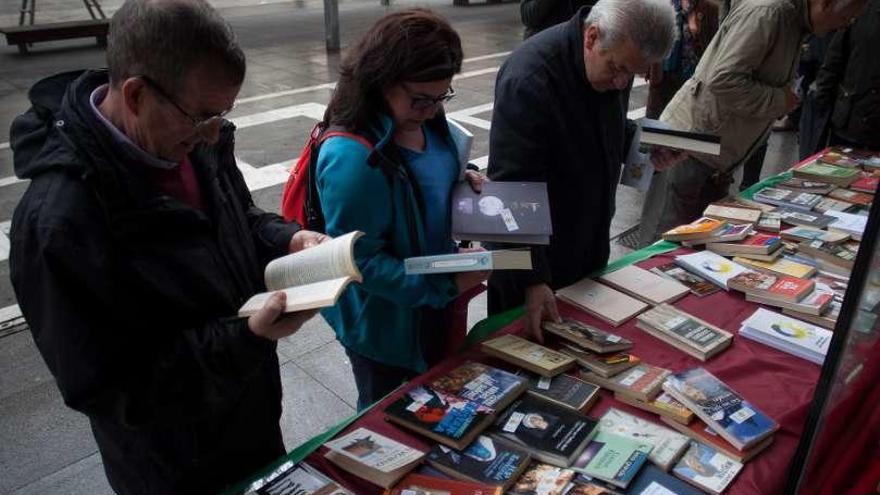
[384,386,495,450]
[625,464,703,495]
[662,368,778,450]
[572,431,652,489]
[404,249,532,274]
[426,435,531,490]
[430,361,528,411]
[672,441,743,494]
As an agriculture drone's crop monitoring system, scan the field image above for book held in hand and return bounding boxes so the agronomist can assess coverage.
[639,118,721,155]
[405,249,532,274]
[663,368,779,450]
[650,262,721,297]
[489,395,599,467]
[384,386,496,450]
[635,304,733,361]
[481,334,576,377]
[581,363,671,402]
[323,427,425,488]
[598,265,689,305]
[571,431,653,489]
[598,408,690,471]
[426,435,531,491]
[555,279,649,326]
[674,251,750,290]
[739,308,832,365]
[452,182,552,245]
[430,361,528,411]
[672,441,743,495]
[525,372,601,412]
[383,472,502,495]
[508,463,576,495]
[542,317,633,353]
[239,231,364,316]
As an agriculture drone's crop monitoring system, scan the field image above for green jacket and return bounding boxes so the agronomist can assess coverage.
[316,114,466,372]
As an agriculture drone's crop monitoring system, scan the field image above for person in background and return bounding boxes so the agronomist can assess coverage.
[638,0,870,246]
[520,0,592,38]
[810,0,880,152]
[8,0,324,493]
[315,10,489,411]
[646,0,719,119]
[487,0,678,341]
[797,33,836,158]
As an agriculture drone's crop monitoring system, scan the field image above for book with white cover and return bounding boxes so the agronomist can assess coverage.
[739,308,832,364]
[404,249,532,274]
[826,210,868,241]
[598,408,690,471]
[672,441,743,495]
[674,251,750,290]
[556,278,650,326]
[324,427,426,488]
[598,265,689,305]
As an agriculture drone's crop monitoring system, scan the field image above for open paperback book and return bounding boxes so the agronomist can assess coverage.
[239,231,364,316]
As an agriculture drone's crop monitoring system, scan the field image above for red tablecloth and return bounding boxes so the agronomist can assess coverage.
[308,248,822,494]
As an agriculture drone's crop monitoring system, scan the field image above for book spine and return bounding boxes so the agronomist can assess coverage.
[404,252,493,274]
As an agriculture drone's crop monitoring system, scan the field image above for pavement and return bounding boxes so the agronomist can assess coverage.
[0,0,798,492]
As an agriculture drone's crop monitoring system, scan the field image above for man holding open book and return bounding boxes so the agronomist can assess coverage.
[487,0,678,339]
[8,1,324,493]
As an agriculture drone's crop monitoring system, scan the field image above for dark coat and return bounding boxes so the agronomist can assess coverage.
[520,0,592,38]
[9,70,297,494]
[813,0,880,150]
[487,6,628,313]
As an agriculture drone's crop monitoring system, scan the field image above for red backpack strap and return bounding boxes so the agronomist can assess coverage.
[318,129,374,151]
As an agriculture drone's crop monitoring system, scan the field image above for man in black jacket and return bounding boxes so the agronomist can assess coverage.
[488,0,677,339]
[520,0,592,38]
[9,0,323,493]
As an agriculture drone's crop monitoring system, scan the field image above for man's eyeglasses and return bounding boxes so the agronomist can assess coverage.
[138,75,235,132]
[402,83,456,111]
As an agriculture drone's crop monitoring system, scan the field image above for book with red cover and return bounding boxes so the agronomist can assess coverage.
[727,271,814,302]
[384,473,503,495]
[707,233,781,255]
[849,174,878,194]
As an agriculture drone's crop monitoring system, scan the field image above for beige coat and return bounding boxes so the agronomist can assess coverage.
[661,0,811,171]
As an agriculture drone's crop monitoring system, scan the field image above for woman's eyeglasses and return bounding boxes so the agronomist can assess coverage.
[402,83,456,111]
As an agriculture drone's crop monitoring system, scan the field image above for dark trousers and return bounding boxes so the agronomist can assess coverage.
[740,142,769,191]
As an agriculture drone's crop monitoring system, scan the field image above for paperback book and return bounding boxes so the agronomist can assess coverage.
[625,464,704,495]
[706,232,781,256]
[744,288,833,316]
[681,223,752,247]
[426,435,531,490]
[650,262,721,297]
[793,161,860,186]
[775,208,835,229]
[508,463,576,495]
[580,363,671,402]
[703,204,762,224]
[780,226,849,244]
[739,307,832,365]
[598,408,690,471]
[777,177,834,195]
[323,428,426,488]
[555,279,649,327]
[635,304,733,361]
[755,211,782,232]
[613,392,694,425]
[674,251,750,290]
[661,217,726,242]
[451,181,552,245]
[247,461,347,495]
[662,368,779,450]
[814,197,854,214]
[672,442,743,495]
[572,431,652,489]
[525,373,601,412]
[798,239,857,270]
[542,317,634,353]
[489,395,599,467]
[598,265,689,305]
[828,187,873,206]
[557,344,641,379]
[384,473,502,495]
[481,334,575,378]
[826,210,867,241]
[848,174,878,193]
[659,417,775,463]
[733,256,816,279]
[727,271,814,302]
[752,187,821,211]
[429,361,528,410]
[404,249,532,275]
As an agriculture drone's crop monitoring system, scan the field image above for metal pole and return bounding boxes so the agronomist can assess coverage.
[323,0,340,52]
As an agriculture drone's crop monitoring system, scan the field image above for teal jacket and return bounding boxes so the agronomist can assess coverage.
[316,114,466,372]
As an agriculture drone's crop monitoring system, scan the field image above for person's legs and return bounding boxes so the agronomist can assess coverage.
[344,348,417,411]
[739,142,768,191]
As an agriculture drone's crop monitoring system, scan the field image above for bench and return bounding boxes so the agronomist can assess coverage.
[1,18,108,54]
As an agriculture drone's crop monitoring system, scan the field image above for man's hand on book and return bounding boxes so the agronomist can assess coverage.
[464,169,489,193]
[525,283,562,344]
[289,230,330,253]
[650,148,688,171]
[248,292,317,340]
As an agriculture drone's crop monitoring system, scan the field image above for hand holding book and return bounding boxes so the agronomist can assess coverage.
[651,147,689,171]
[247,291,318,341]
[525,283,562,344]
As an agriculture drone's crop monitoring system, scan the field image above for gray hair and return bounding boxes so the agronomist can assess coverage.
[106,0,246,93]
[584,0,676,61]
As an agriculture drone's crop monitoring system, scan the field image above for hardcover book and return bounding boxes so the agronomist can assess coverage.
[635,304,733,361]
[777,177,834,195]
[639,118,721,155]
[828,187,873,206]
[598,408,690,471]
[739,307,832,365]
[384,473,502,495]
[542,317,634,353]
[239,231,364,316]
[451,182,552,245]
[793,161,860,186]
[426,435,531,490]
[681,223,752,246]
[674,251,750,290]
[752,187,821,212]
[775,207,835,229]
[489,395,599,467]
[557,344,641,378]
[733,256,817,279]
[384,386,496,450]
[525,373,601,412]
[598,265,690,305]
[672,442,743,495]
[430,361,528,411]
[580,364,671,402]
[727,271,814,302]
[650,262,721,297]
[661,217,726,242]
[662,368,779,450]
[702,204,762,224]
[555,279,650,327]
[508,463,576,495]
[798,239,857,270]
[404,249,532,274]
[659,416,775,463]
[625,464,704,495]
[572,431,652,489]
[780,226,849,244]
[323,428,426,488]
[614,392,694,425]
[481,334,575,378]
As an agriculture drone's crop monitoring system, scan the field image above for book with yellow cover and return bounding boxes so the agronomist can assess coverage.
[662,217,726,242]
[481,334,576,377]
[733,256,817,279]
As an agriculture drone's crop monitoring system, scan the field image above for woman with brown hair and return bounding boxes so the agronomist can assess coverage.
[315,9,488,410]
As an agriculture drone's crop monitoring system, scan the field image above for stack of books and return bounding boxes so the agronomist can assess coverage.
[614,391,695,425]
[660,416,774,463]
[557,343,641,378]
[780,226,849,244]
[680,223,752,247]
[739,308,832,364]
[798,239,857,271]
[727,271,817,308]
[706,232,782,261]
[661,217,726,242]
[793,161,860,187]
[826,210,867,241]
[635,304,733,361]
[829,187,873,206]
[777,177,834,194]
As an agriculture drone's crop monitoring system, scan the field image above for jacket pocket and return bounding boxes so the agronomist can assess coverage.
[690,79,724,133]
